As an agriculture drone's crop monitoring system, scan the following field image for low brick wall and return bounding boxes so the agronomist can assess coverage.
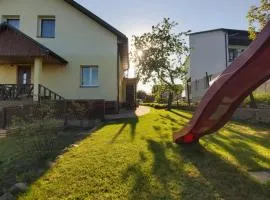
[0,100,106,129]
[63,100,105,120]
[232,108,270,124]
[0,100,33,107]
[2,104,33,128]
[105,101,118,114]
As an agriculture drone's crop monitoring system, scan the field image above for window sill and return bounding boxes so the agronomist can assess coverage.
[80,85,100,88]
[37,36,55,39]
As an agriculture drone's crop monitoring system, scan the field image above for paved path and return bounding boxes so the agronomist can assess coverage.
[105,106,150,121]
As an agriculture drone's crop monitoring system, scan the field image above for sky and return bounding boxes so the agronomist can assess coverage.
[75,0,260,93]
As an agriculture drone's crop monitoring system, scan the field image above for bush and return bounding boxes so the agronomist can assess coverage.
[141,103,167,109]
[156,97,168,104]
[141,102,196,111]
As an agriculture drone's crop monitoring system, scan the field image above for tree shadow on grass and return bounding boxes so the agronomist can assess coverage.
[159,114,187,127]
[110,117,139,143]
[177,143,270,200]
[202,123,270,171]
[168,110,192,121]
[0,128,90,195]
[206,134,270,170]
[122,138,269,200]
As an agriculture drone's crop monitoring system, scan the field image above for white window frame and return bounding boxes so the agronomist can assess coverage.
[81,65,99,87]
[37,16,56,38]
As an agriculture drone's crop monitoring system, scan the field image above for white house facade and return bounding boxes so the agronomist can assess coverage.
[0,0,136,115]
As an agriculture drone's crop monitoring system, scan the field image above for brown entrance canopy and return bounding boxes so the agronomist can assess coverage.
[0,23,68,65]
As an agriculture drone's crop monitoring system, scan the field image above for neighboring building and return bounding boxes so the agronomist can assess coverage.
[188,28,252,102]
[0,0,136,114]
[187,28,270,102]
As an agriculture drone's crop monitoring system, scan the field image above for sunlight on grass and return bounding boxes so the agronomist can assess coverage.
[202,122,270,171]
[18,109,269,200]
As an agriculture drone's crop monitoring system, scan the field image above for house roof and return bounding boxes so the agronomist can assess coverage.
[0,23,68,65]
[189,28,248,36]
[64,0,128,41]
[189,28,252,46]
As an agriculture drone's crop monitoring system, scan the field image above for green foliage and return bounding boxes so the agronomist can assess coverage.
[244,92,270,105]
[141,102,196,110]
[141,103,168,109]
[152,84,184,104]
[143,94,155,103]
[132,18,190,108]
[247,0,270,40]
[137,90,147,101]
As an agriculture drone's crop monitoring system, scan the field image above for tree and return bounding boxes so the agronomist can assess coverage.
[247,0,269,108]
[137,90,147,101]
[132,18,190,110]
[247,0,270,40]
[152,84,168,103]
[174,84,184,106]
[152,84,184,105]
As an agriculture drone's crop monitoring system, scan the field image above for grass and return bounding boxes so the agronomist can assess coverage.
[0,128,89,194]
[244,92,270,105]
[1,108,269,199]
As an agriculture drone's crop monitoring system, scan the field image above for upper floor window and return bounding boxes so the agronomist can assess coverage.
[2,16,20,29]
[38,16,55,38]
[81,66,99,87]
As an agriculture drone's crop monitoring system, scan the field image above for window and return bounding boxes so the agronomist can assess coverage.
[2,16,20,29]
[81,66,99,87]
[7,18,20,29]
[229,48,238,62]
[38,17,55,38]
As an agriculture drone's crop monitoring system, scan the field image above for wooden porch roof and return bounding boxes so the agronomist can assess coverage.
[0,23,68,65]
[125,78,138,85]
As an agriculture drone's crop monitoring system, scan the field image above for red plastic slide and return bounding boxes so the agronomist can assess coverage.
[173,21,270,144]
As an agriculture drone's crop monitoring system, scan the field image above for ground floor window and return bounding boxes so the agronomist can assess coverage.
[81,66,99,87]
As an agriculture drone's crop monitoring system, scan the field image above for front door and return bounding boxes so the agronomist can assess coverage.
[17,66,31,85]
[17,66,32,96]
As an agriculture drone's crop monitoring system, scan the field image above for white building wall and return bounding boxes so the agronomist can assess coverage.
[189,30,227,101]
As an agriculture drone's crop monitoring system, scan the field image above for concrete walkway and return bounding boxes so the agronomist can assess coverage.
[105,106,150,121]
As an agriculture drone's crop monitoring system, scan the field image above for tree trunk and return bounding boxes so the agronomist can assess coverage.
[249,93,257,109]
[177,93,179,107]
[167,92,173,110]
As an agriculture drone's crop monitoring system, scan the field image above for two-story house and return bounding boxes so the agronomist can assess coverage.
[0,0,136,115]
[187,28,269,102]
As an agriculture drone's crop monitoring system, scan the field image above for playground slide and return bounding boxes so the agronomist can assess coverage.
[173,21,270,144]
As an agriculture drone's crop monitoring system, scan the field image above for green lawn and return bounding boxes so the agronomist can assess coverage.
[3,108,270,199]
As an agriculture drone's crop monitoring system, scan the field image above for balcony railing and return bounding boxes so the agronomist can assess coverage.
[0,84,34,101]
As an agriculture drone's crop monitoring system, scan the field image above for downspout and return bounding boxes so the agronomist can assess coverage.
[117,43,120,113]
[224,31,228,68]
